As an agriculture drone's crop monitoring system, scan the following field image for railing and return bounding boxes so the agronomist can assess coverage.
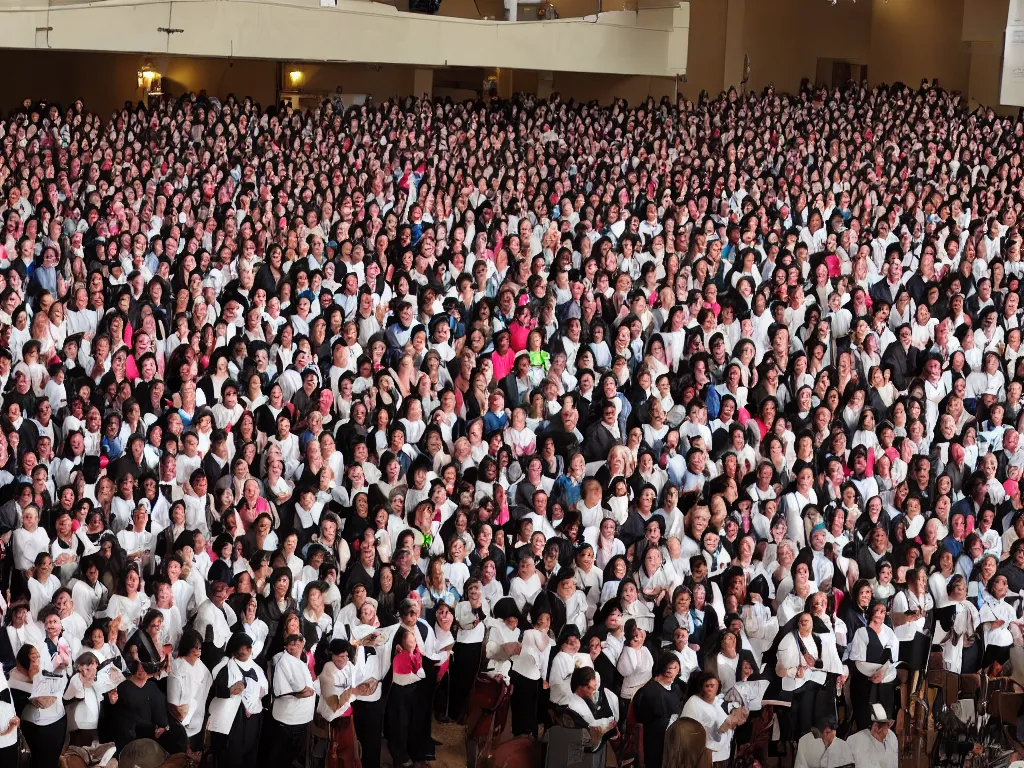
[0,0,635,18]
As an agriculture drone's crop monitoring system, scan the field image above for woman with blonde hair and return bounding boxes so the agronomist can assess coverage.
[663,716,713,768]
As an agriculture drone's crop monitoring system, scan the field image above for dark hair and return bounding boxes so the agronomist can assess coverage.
[177,629,203,657]
[570,665,597,692]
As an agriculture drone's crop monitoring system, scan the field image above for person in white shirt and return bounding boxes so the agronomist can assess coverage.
[62,651,108,746]
[0,664,20,764]
[794,714,855,768]
[846,703,898,768]
[165,630,212,754]
[565,666,616,740]
[266,634,316,768]
[193,581,236,669]
[208,633,267,768]
[681,671,748,766]
[317,638,377,765]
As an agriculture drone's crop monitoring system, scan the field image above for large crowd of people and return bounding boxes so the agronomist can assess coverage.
[0,78,1018,768]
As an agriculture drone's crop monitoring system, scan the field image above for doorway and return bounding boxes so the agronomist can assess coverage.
[816,58,868,88]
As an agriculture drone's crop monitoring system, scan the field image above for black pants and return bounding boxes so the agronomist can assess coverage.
[261,719,307,768]
[385,682,418,766]
[788,681,824,740]
[159,719,189,755]
[0,742,18,768]
[211,710,262,768]
[509,671,541,737]
[851,672,895,732]
[352,699,384,768]
[411,659,437,759]
[23,717,67,768]
[450,641,481,720]
[984,643,1011,668]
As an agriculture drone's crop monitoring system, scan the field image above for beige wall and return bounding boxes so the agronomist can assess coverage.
[679,0,727,97]
[868,0,970,92]
[553,72,676,103]
[743,0,871,91]
[685,0,1007,107]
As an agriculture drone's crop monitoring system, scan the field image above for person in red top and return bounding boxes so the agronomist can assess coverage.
[386,627,424,768]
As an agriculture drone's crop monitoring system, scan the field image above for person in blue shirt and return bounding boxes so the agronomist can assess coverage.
[483,390,508,434]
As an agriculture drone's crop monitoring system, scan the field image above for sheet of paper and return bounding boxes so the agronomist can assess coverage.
[93,665,125,695]
[242,677,262,713]
[31,671,66,698]
[179,701,196,728]
[726,679,769,711]
[804,668,828,687]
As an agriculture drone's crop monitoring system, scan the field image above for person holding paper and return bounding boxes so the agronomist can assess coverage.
[777,612,833,739]
[63,651,106,746]
[890,565,934,675]
[208,632,267,768]
[936,575,982,675]
[7,644,66,768]
[848,601,899,731]
[979,572,1017,667]
[318,638,375,768]
[680,671,747,767]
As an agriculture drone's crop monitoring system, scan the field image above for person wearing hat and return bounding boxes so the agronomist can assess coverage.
[794,713,855,768]
[208,633,267,768]
[845,703,897,768]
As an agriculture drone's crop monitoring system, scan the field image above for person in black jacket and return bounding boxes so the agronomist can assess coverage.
[109,658,168,753]
[583,400,621,463]
[880,324,919,391]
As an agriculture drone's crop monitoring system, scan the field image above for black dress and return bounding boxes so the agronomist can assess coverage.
[632,678,683,768]
[111,678,169,753]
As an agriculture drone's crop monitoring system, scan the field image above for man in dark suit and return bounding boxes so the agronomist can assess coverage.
[583,399,621,463]
[200,430,230,485]
[880,324,919,391]
[868,252,905,309]
[500,352,533,408]
[944,440,968,496]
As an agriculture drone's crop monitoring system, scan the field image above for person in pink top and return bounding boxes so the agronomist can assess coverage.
[491,330,515,381]
[508,305,535,352]
[387,625,425,768]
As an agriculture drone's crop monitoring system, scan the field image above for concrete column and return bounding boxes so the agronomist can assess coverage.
[497,67,514,99]
[722,0,746,90]
[413,67,433,99]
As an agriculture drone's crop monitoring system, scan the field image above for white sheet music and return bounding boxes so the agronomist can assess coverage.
[242,677,262,714]
[31,671,66,698]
